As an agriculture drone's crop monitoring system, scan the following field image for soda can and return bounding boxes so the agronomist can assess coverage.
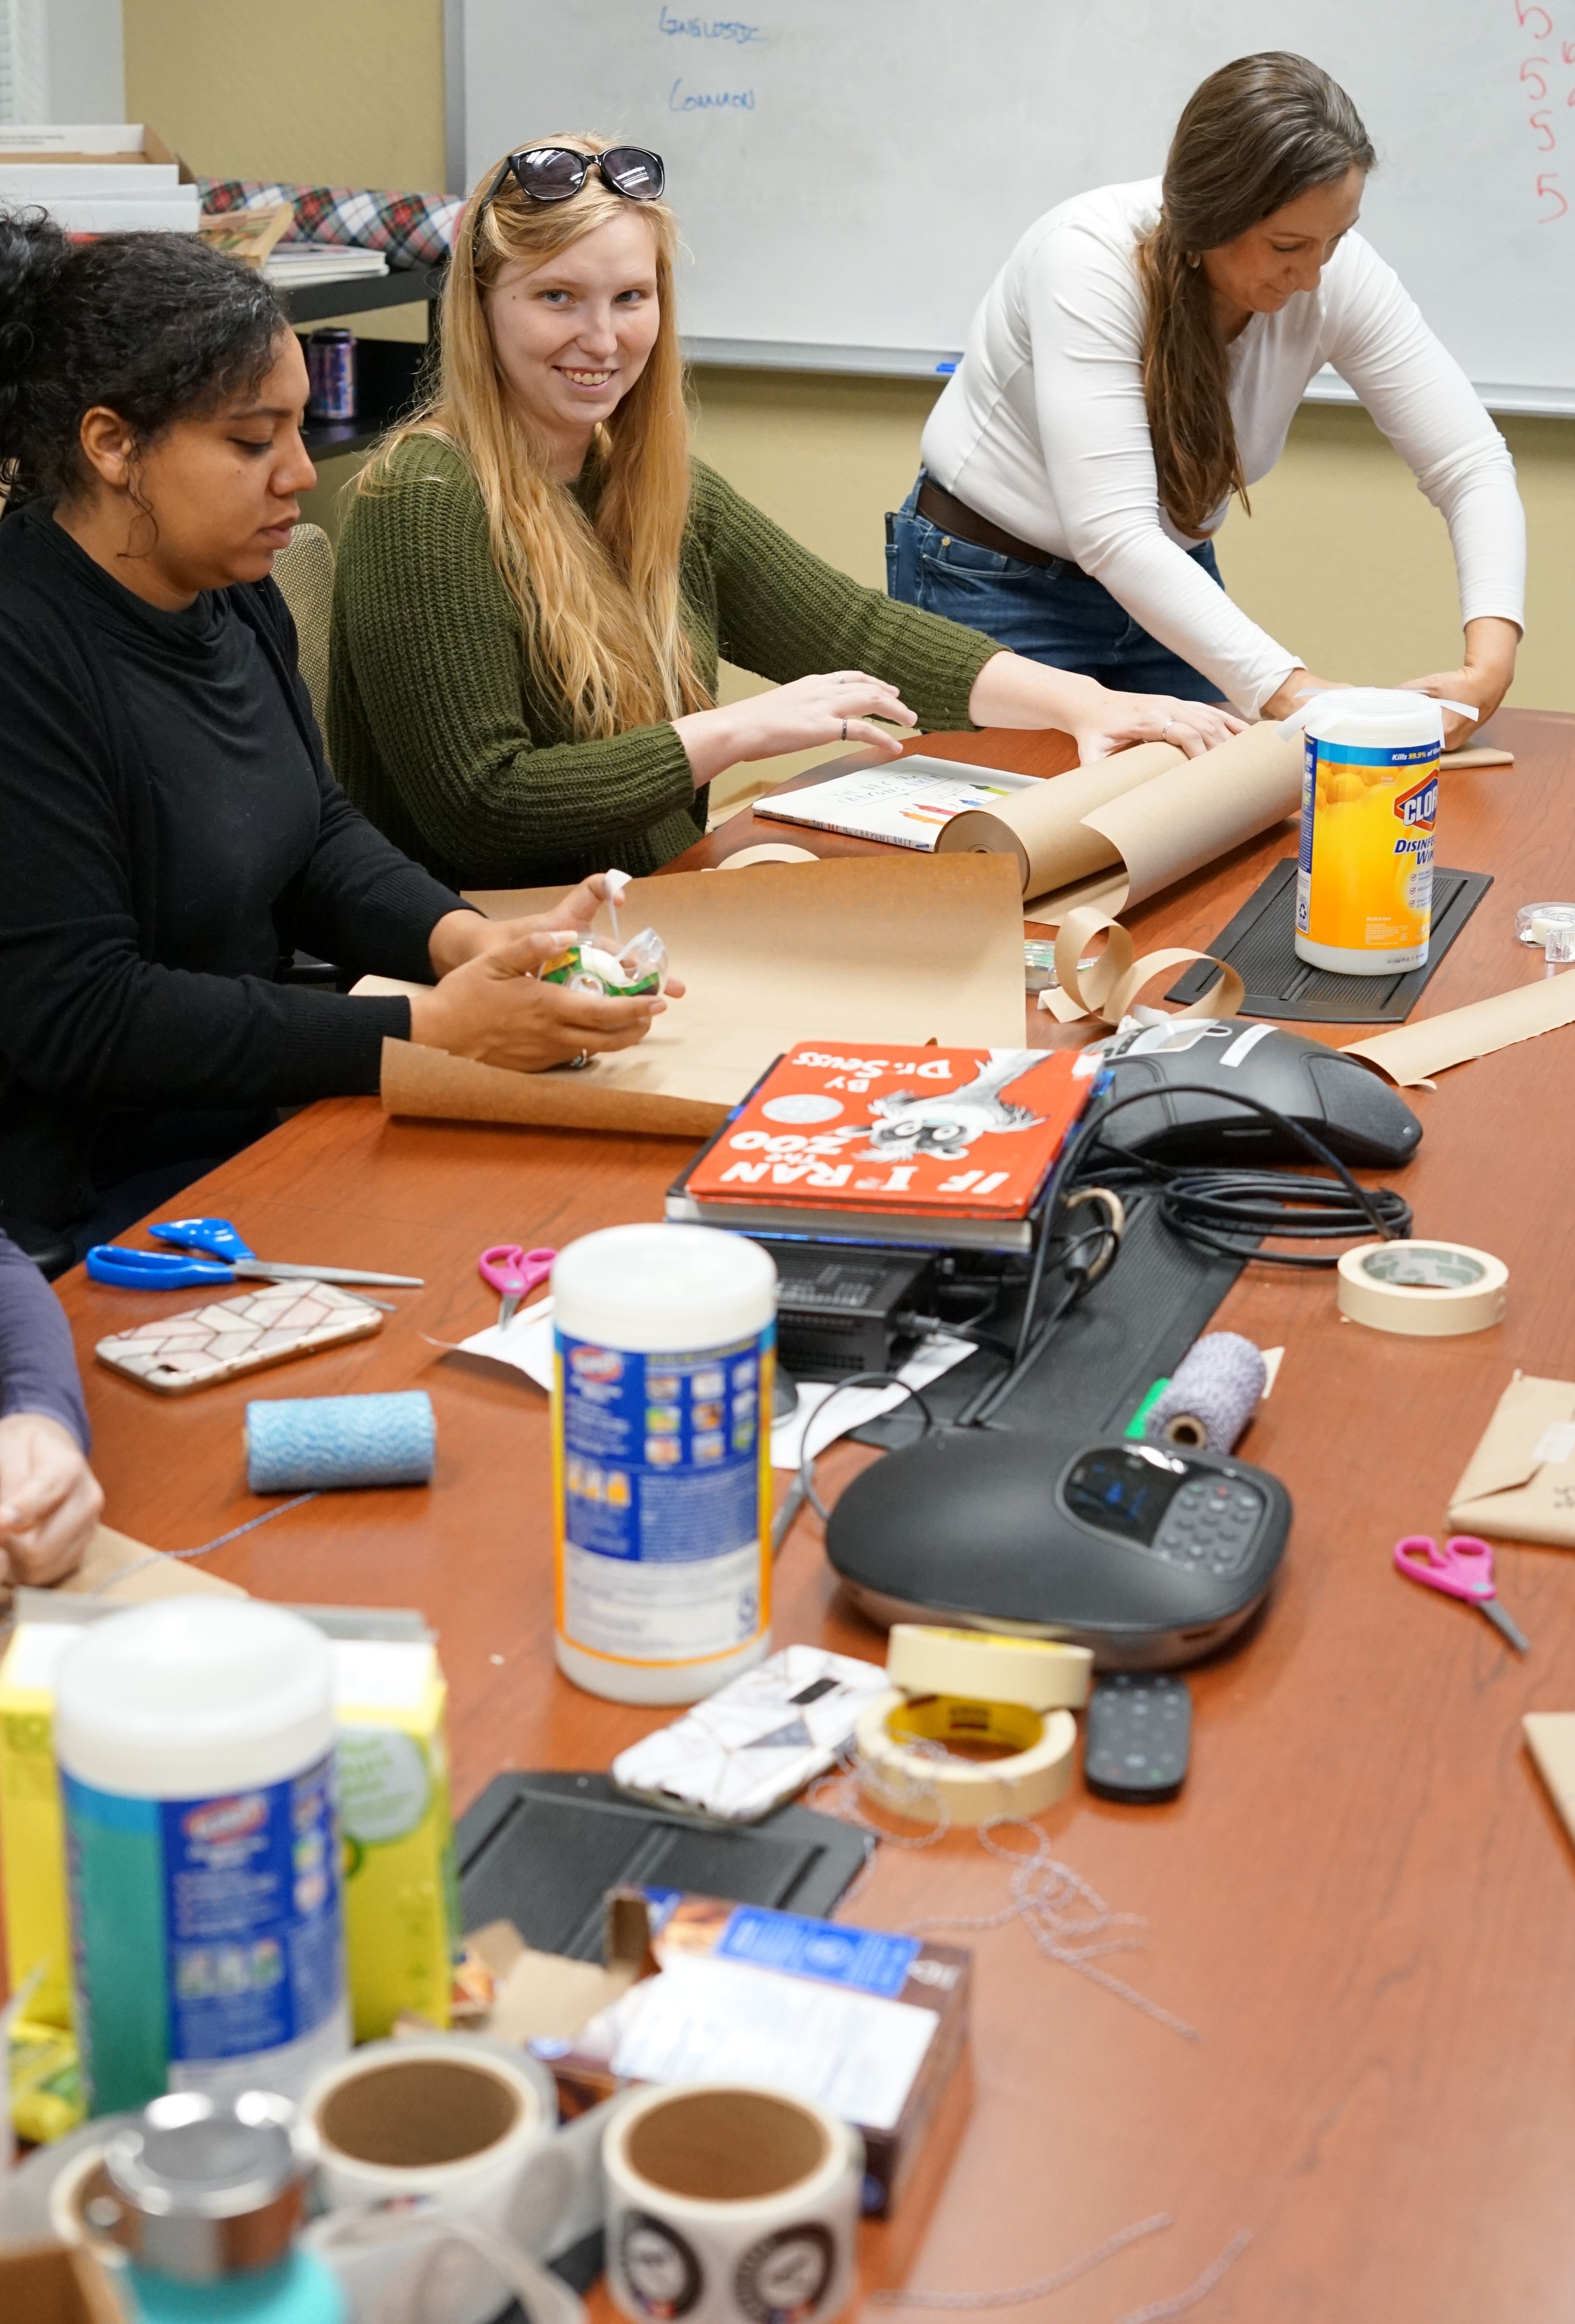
[306,328,357,422]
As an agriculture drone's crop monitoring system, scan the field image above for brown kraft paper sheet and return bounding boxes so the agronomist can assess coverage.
[374,853,1028,1134]
[1342,970,1575,1088]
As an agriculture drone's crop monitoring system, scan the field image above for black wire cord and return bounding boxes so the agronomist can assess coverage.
[787,1079,1413,1519]
[1076,1081,1412,1269]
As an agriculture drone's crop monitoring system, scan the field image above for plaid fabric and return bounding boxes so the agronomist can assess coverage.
[198,180,463,270]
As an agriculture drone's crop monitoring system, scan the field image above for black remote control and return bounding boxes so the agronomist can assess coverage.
[1084,1672,1191,1802]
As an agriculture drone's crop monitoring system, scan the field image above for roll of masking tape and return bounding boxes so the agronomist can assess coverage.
[886,1625,1092,1712]
[1336,1241,1508,1337]
[854,1690,1076,1826]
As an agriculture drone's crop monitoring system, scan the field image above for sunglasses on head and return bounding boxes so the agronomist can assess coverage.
[484,145,667,210]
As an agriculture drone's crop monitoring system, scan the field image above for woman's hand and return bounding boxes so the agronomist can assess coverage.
[673,672,917,787]
[1260,668,1346,723]
[0,1413,104,1587]
[966,651,1242,761]
[1062,688,1246,763]
[409,926,673,1074]
[1402,617,1520,751]
[428,872,625,975]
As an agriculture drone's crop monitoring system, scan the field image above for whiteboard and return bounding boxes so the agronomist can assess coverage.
[451,0,1575,413]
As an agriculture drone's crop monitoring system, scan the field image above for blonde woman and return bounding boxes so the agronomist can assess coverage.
[328,137,1239,889]
[891,53,1524,738]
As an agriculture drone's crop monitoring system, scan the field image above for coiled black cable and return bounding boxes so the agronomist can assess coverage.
[1152,1167,1412,1267]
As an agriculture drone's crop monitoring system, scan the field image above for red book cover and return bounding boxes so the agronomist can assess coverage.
[684,1044,1096,1221]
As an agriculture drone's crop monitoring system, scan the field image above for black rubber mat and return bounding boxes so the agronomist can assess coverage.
[851,1190,1248,1449]
[456,1771,869,1964]
[1164,857,1491,1023]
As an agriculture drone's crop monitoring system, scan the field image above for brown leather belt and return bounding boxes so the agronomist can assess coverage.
[916,476,1078,573]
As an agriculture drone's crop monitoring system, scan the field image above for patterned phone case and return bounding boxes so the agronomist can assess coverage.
[95,1279,383,1395]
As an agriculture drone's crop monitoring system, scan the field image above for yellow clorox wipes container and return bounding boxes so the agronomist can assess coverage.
[1294,688,1444,975]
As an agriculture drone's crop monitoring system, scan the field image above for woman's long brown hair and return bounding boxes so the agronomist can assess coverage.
[1136,53,1375,540]
[359,132,709,738]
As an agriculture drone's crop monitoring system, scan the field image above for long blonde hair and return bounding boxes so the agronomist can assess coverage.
[360,132,709,736]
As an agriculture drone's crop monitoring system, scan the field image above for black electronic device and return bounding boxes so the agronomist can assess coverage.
[1096,1019,1421,1168]
[1085,1672,1192,1801]
[753,1241,935,1377]
[825,1433,1291,1669]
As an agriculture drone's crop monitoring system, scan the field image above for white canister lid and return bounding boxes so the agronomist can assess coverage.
[56,1599,336,1797]
[552,1223,777,1354]
[1298,687,1444,751]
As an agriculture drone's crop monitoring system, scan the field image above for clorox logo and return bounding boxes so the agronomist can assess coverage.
[570,1346,624,1383]
[1395,773,1439,828]
[184,1795,268,1846]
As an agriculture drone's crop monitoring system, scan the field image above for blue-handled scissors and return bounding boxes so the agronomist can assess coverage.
[85,1214,424,1292]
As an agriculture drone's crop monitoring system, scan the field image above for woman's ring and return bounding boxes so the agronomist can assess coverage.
[1161,718,1176,738]
[842,719,848,741]
[568,1049,591,1071]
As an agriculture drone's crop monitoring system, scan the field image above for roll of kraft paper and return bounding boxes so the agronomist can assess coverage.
[245,1390,436,1491]
[603,2083,862,2324]
[886,1624,1092,1711]
[1336,1243,1508,1337]
[935,720,1302,914]
[1145,1334,1268,1454]
[855,1690,1077,1826]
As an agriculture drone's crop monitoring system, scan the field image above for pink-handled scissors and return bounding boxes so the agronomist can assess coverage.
[1393,1534,1530,1653]
[479,1244,556,1327]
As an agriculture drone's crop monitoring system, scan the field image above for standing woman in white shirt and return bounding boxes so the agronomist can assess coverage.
[888,52,1525,743]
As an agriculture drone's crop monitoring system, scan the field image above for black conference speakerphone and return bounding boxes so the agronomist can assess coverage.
[826,1435,1293,1670]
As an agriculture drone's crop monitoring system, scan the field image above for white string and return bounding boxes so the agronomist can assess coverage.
[1115,2231,1251,2323]
[869,2211,1172,2309]
[806,1742,1198,2042]
[88,1492,319,1595]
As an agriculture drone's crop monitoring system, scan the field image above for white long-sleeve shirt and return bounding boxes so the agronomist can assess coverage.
[920,178,1526,715]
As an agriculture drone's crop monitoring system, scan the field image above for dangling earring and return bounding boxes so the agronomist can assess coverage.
[1185,251,1201,269]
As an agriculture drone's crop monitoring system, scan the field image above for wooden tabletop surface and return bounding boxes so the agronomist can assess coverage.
[45,706,1575,2321]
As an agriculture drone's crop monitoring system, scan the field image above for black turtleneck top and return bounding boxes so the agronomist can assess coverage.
[0,503,464,1228]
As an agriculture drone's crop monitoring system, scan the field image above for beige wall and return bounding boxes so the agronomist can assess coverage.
[125,0,1575,772]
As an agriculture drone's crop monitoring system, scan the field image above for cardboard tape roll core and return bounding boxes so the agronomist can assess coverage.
[1336,1241,1508,1336]
[1039,905,1245,1027]
[886,1624,1091,1711]
[854,1689,1076,1825]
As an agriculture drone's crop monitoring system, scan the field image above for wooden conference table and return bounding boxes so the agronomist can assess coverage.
[50,707,1575,2321]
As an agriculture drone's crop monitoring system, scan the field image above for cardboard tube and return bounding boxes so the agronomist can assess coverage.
[603,2084,862,2324]
[304,2039,554,2223]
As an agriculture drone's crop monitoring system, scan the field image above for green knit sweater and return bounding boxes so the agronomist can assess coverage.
[326,437,1001,888]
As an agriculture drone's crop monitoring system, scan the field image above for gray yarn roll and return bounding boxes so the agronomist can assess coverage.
[246,1390,436,1491]
[1144,1333,1267,1455]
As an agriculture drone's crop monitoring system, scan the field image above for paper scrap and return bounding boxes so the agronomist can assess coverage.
[444,1301,975,1473]
[770,1333,976,1470]
[1532,1422,1575,1469]
[1525,1714,1575,1851]
[597,1951,937,2132]
[374,854,1027,1135]
[1343,969,1575,1086]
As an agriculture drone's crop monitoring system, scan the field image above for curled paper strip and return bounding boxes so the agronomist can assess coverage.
[1038,905,1245,1025]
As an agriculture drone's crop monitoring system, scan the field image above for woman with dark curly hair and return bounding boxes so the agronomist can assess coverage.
[0,216,675,1245]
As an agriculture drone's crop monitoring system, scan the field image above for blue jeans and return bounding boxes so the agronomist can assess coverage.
[886,474,1227,702]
